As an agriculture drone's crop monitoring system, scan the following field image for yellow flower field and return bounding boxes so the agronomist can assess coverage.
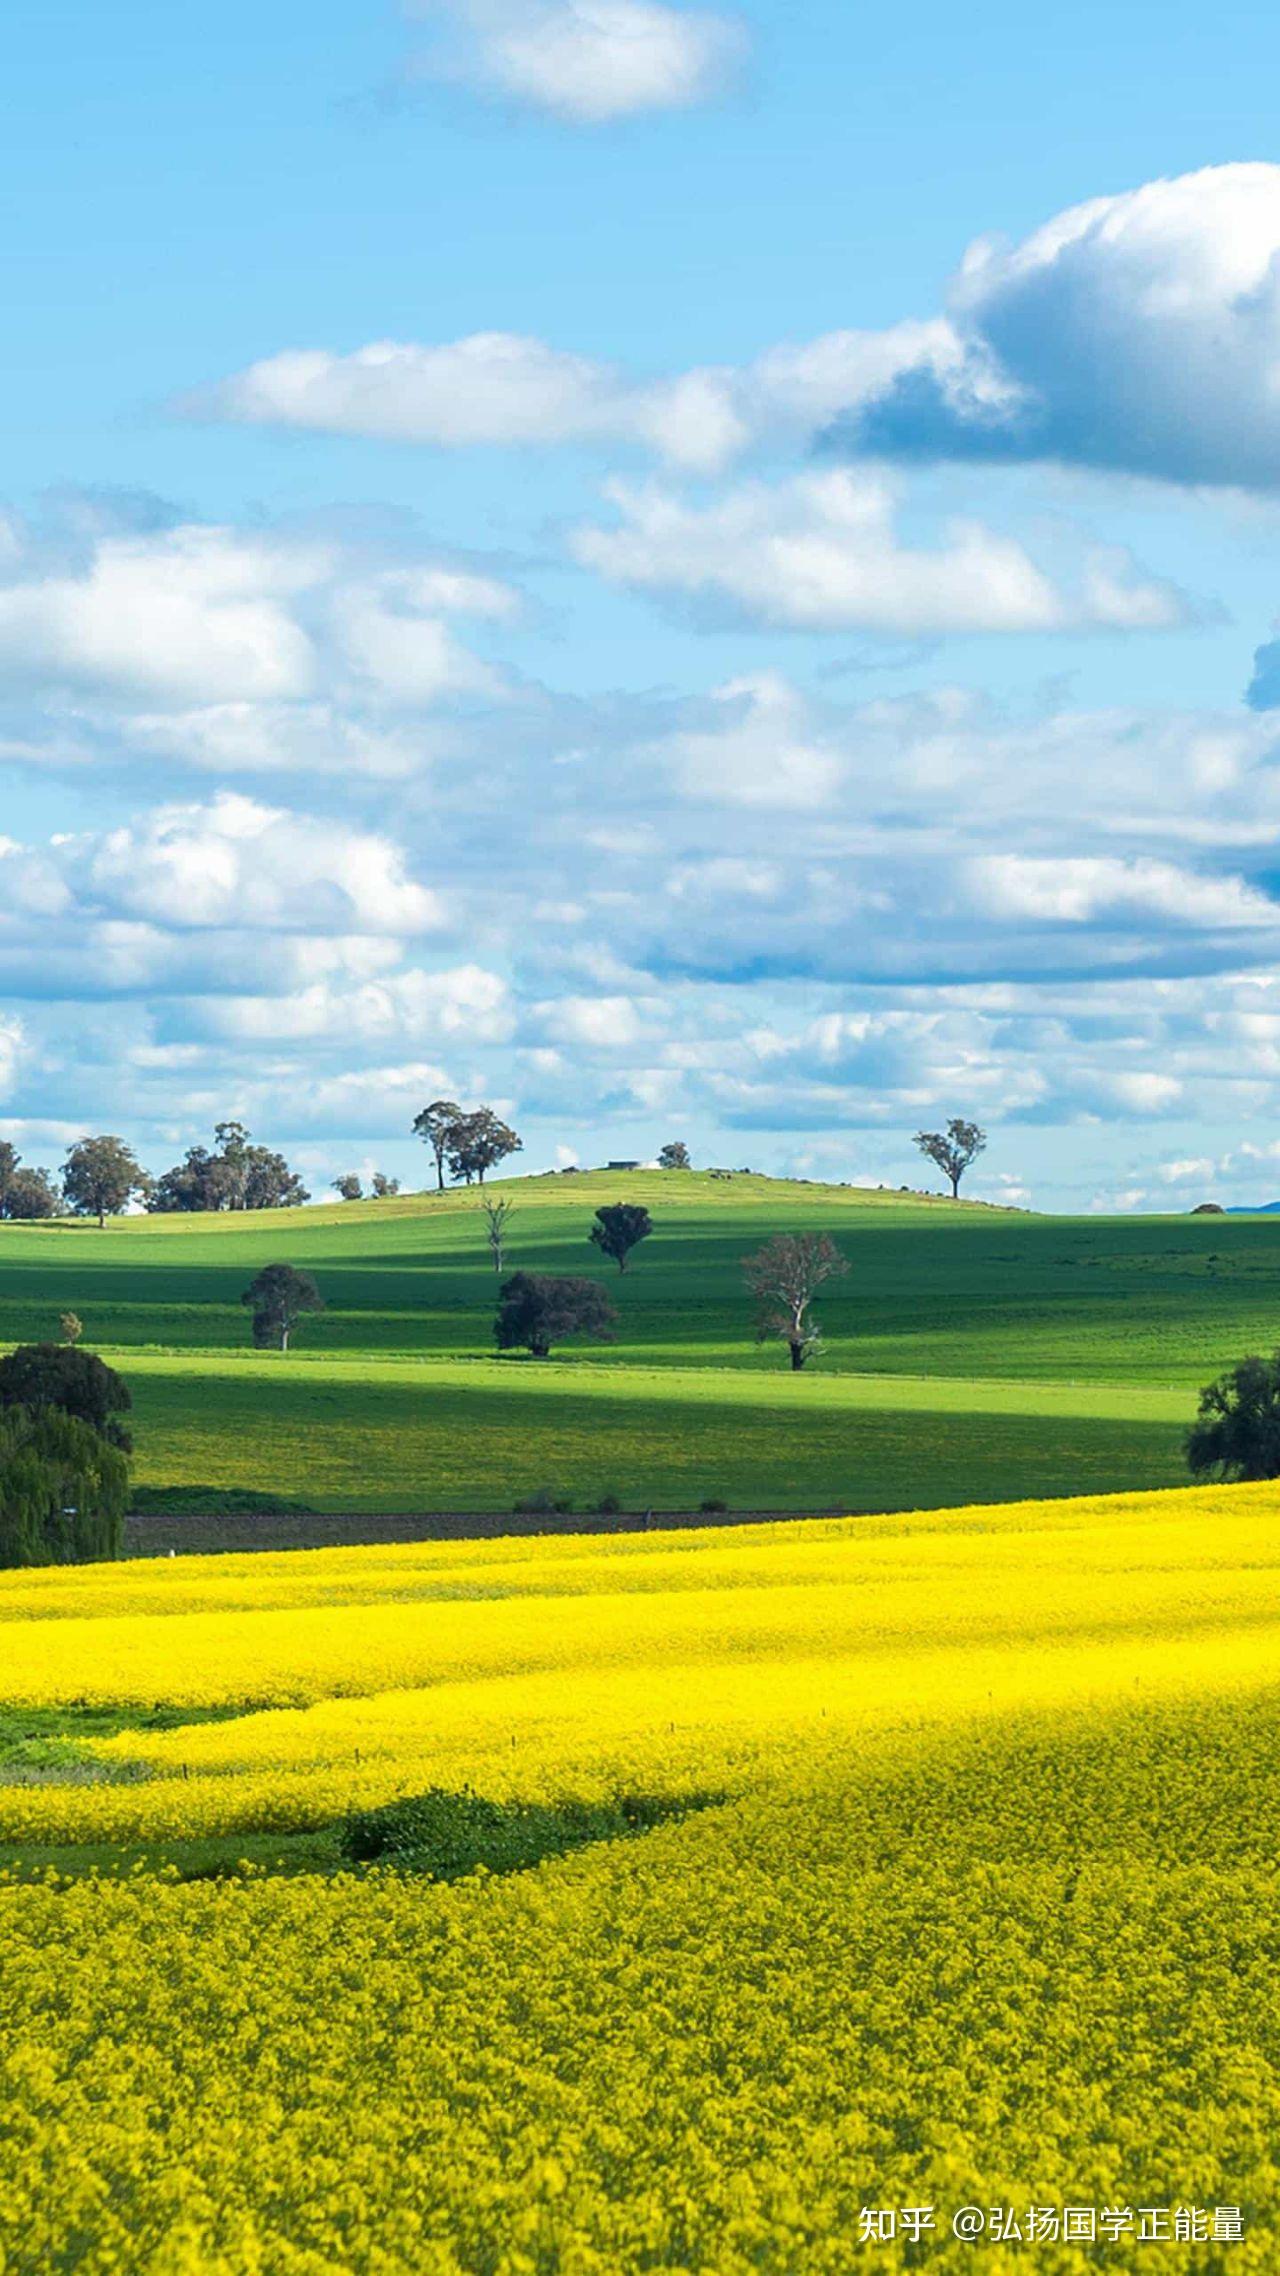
[2,1484,1279,2271]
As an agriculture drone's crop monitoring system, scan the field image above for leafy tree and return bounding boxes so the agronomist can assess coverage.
[0,1407,128,1568]
[0,1141,18,1213]
[0,1343,133,1452]
[494,1272,617,1359]
[447,1109,523,1187]
[150,1126,308,1213]
[3,1167,59,1221]
[914,1118,987,1200]
[481,1195,515,1274]
[1186,1352,1280,1481]
[742,1232,849,1371]
[658,1142,691,1170]
[332,1174,364,1202]
[241,1264,324,1353]
[589,1203,653,1274]
[61,1136,150,1228]
[59,1313,83,1347]
[412,1100,463,1191]
[371,1172,400,1198]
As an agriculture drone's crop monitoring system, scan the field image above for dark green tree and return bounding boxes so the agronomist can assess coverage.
[332,1174,364,1201]
[61,1136,151,1227]
[371,1172,400,1198]
[0,1408,128,1568]
[589,1203,653,1273]
[412,1100,463,1191]
[3,1167,59,1221]
[447,1109,522,1187]
[1187,1352,1280,1481]
[494,1273,617,1359]
[913,1118,987,1200]
[242,1264,325,1353]
[742,1232,849,1371]
[0,1343,133,1452]
[150,1126,308,1213]
[658,1142,691,1170]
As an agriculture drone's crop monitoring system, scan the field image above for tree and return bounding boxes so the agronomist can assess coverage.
[332,1174,364,1202]
[658,1142,692,1171]
[150,1126,309,1213]
[0,1407,128,1568]
[742,1232,849,1371]
[371,1173,400,1199]
[914,1117,987,1200]
[59,1313,83,1347]
[589,1203,653,1274]
[0,1343,133,1452]
[3,1168,59,1221]
[412,1100,463,1191]
[0,1141,18,1213]
[494,1272,617,1359]
[1186,1352,1280,1481]
[447,1109,523,1188]
[241,1264,325,1353]
[61,1136,150,1228]
[481,1195,515,1274]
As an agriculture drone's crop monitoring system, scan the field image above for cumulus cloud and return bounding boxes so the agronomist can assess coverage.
[185,321,946,474]
[81,793,444,936]
[0,498,523,781]
[841,163,1280,490]
[406,0,745,123]
[573,470,1188,634]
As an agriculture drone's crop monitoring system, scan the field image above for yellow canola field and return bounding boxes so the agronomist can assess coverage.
[2,1484,1280,2273]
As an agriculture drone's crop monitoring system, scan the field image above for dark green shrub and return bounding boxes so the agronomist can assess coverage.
[513,1486,574,1515]
[0,1408,128,1568]
[596,1492,623,1516]
[342,1785,710,1882]
[700,1497,729,1514]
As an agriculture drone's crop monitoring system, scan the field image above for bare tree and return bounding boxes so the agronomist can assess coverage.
[481,1195,515,1274]
[741,1233,849,1371]
[914,1118,987,1200]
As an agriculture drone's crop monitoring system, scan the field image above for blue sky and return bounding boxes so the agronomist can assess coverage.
[5,0,1280,1208]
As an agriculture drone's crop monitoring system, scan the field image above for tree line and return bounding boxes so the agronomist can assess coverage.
[0,1105,991,1230]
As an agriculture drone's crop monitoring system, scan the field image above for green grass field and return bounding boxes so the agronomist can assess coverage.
[1,1169,1273,1517]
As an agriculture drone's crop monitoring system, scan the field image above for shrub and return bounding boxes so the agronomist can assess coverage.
[596,1492,623,1516]
[513,1487,575,1515]
[342,1786,706,1882]
[0,1408,128,1568]
[699,1497,729,1515]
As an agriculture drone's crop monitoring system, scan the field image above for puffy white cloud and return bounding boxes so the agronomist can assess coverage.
[849,163,1280,490]
[407,0,745,123]
[188,320,966,474]
[0,524,322,705]
[967,855,1280,931]
[189,963,512,1045]
[657,674,845,808]
[573,470,1187,634]
[0,1015,26,1099]
[82,793,444,936]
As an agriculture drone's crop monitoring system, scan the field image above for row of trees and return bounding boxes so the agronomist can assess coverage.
[0,1107,991,1231]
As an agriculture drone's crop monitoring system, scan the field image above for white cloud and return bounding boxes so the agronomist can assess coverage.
[189,320,965,474]
[0,525,323,706]
[0,1016,26,1099]
[573,470,1186,634]
[82,793,444,936]
[968,855,1280,930]
[191,964,512,1045]
[850,162,1280,491]
[660,674,845,808]
[408,0,745,123]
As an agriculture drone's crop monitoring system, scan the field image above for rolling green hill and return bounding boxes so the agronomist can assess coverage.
[0,1170,1273,1519]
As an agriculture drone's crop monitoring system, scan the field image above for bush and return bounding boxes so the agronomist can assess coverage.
[1187,1350,1280,1480]
[513,1487,574,1515]
[342,1786,707,1882]
[0,1408,128,1568]
[699,1497,729,1515]
[596,1492,623,1516]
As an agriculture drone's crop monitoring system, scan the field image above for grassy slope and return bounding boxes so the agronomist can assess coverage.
[0,1170,1268,1515]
